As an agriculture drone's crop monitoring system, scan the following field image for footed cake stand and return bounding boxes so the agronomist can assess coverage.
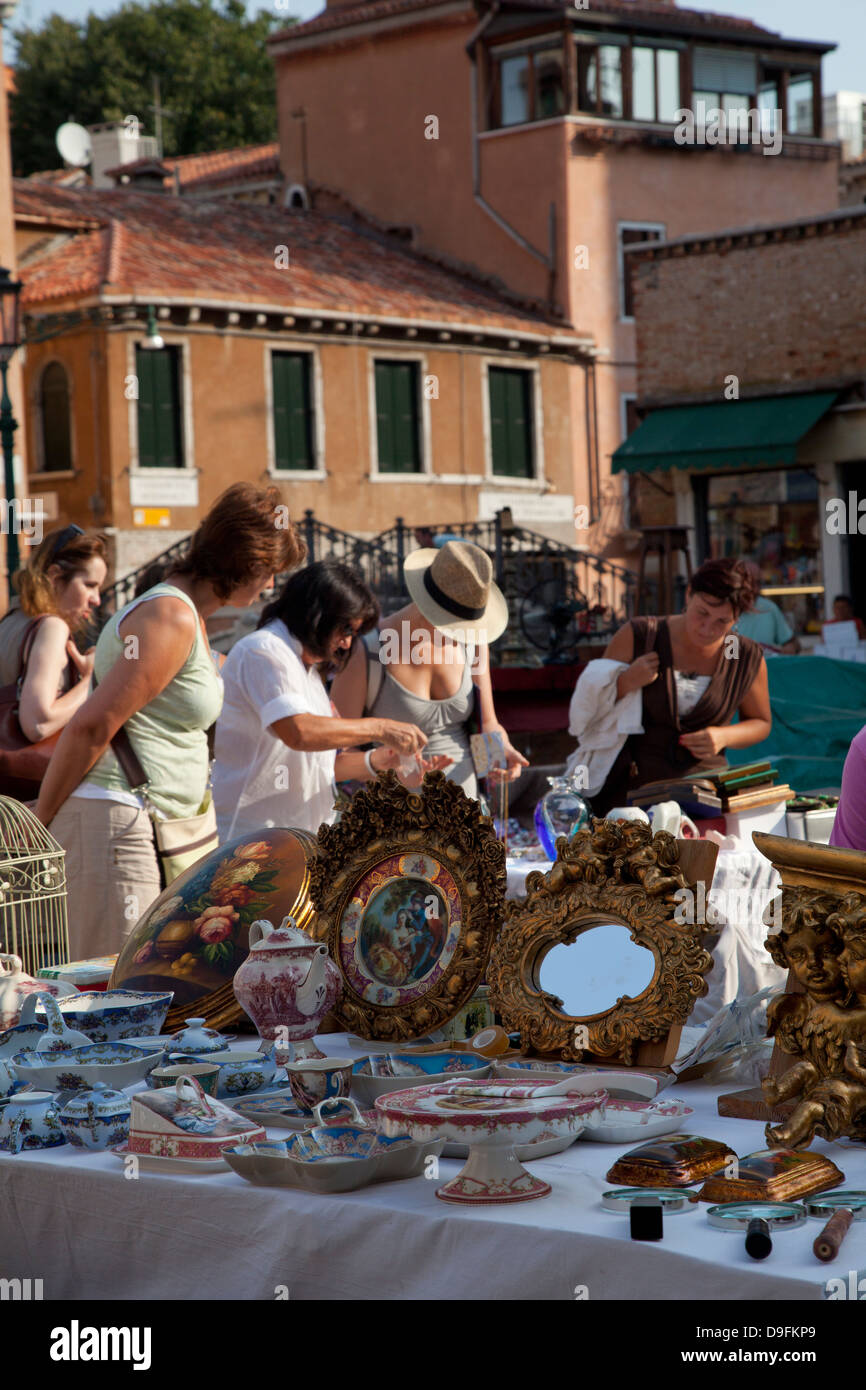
[375,1080,607,1204]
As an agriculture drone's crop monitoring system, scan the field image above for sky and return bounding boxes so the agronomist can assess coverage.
[2,0,864,93]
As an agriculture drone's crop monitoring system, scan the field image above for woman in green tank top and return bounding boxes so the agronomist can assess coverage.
[36,485,304,960]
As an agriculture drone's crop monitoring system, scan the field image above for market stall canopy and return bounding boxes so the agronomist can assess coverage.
[611,392,839,474]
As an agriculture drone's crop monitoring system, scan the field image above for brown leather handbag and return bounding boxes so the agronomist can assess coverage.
[0,618,65,800]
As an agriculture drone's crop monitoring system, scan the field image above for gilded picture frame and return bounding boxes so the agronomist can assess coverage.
[308,771,506,1041]
[488,820,714,1064]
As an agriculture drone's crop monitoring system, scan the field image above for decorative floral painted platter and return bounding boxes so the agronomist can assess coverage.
[110,829,318,1030]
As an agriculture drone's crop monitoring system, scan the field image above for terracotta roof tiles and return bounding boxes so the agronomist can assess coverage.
[270,0,800,47]
[13,181,573,337]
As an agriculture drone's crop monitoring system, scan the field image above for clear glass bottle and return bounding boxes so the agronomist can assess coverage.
[533,775,589,860]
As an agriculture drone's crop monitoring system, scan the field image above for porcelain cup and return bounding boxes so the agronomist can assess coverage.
[286,1057,354,1115]
[147,1063,220,1097]
[0,1090,65,1153]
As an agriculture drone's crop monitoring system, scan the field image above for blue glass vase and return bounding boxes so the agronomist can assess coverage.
[533,776,590,860]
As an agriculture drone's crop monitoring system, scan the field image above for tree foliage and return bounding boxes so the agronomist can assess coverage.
[10,0,292,176]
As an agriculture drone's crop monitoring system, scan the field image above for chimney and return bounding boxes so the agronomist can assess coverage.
[88,121,160,189]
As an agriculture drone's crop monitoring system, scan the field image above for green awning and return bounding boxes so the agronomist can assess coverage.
[612,391,838,474]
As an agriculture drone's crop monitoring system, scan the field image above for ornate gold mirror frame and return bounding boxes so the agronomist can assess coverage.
[308,771,506,1041]
[488,822,715,1065]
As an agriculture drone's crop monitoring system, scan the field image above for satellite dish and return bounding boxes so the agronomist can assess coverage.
[55,123,93,168]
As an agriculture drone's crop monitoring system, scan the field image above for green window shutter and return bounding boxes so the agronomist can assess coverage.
[375,361,421,473]
[272,352,314,470]
[136,346,182,468]
[489,367,533,478]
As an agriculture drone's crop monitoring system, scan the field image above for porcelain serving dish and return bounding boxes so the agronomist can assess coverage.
[58,1082,131,1152]
[178,1048,278,1099]
[581,1099,694,1144]
[224,1131,445,1193]
[12,1040,164,1092]
[123,1075,266,1169]
[494,1061,669,1099]
[34,990,173,1042]
[351,1052,491,1107]
[376,1079,608,1204]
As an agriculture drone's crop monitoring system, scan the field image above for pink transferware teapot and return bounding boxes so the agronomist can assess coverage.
[232,916,341,1060]
[0,954,78,1030]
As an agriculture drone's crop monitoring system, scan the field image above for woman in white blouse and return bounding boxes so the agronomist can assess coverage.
[213,561,441,842]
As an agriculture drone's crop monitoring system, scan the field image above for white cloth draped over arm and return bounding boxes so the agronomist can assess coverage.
[564,658,644,795]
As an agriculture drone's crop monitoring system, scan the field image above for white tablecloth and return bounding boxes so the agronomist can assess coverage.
[506,849,787,1027]
[1,1033,862,1301]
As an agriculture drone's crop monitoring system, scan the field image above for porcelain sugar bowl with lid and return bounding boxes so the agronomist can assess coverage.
[232,915,341,1059]
[58,1082,132,1152]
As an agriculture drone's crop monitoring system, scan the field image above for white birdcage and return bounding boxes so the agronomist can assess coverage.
[0,797,70,975]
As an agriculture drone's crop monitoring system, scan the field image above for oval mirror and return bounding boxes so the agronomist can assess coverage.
[538,923,656,1018]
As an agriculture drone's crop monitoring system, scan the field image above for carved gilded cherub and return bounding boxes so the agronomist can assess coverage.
[765,893,866,1148]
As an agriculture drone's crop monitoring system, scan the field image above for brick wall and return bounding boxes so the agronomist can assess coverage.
[632,218,866,401]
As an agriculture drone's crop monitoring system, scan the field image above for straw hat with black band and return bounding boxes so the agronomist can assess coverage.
[404,540,508,644]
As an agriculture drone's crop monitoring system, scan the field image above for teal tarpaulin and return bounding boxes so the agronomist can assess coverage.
[727,656,866,793]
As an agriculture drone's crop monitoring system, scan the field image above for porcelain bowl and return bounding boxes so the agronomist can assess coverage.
[12,1041,164,1092]
[181,1049,278,1099]
[223,1135,445,1193]
[351,1053,491,1107]
[33,991,173,1042]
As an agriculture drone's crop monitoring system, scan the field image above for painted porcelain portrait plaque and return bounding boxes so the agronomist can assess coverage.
[309,772,505,1041]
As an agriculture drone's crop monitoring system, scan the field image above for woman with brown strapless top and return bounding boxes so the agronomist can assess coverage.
[591,558,772,815]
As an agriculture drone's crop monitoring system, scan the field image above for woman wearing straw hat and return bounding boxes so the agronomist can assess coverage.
[332,540,527,799]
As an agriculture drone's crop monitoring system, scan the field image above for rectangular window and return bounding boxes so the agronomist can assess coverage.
[631,46,680,123]
[488,366,534,479]
[500,55,530,126]
[272,351,315,471]
[577,43,623,117]
[135,346,183,468]
[656,49,680,122]
[788,72,815,134]
[693,47,757,97]
[535,49,565,119]
[375,360,422,474]
[632,47,655,121]
[619,224,664,318]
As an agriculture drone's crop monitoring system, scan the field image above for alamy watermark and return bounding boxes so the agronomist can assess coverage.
[826,494,866,535]
[675,102,782,157]
[377,621,487,674]
[1,497,44,544]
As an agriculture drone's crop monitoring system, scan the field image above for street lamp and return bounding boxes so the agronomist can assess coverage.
[0,264,23,585]
[141,305,164,350]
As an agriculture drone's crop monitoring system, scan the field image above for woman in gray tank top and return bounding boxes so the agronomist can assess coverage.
[332,541,527,801]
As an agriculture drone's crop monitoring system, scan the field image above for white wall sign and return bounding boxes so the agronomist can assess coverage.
[129,472,199,509]
[477,490,574,524]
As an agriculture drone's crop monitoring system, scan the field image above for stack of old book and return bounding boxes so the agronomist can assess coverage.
[628,761,792,815]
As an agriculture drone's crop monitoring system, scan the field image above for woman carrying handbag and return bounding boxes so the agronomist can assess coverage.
[35,484,304,960]
[0,526,107,799]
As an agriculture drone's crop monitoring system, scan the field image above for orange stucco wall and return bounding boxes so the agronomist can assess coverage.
[22,323,576,578]
[273,16,840,556]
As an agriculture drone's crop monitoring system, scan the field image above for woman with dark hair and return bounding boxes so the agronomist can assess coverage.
[0,526,107,758]
[569,557,772,815]
[212,559,437,842]
[36,483,302,958]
